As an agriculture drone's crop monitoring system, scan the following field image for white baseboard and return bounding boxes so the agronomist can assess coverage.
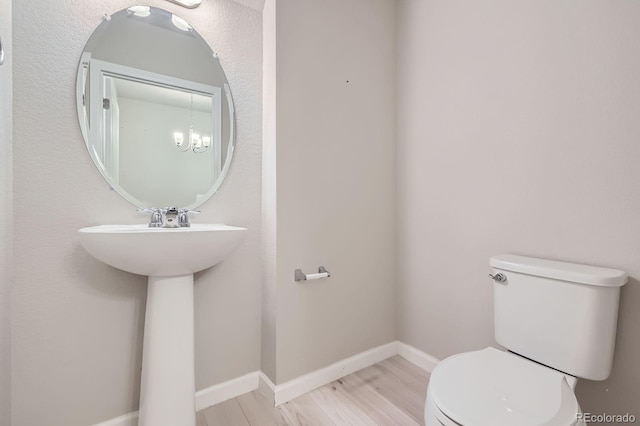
[257,371,276,406]
[397,341,440,372]
[93,371,260,426]
[93,412,138,426]
[93,341,440,424]
[195,371,260,411]
[273,341,398,406]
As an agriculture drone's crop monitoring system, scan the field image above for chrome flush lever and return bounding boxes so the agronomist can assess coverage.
[165,0,202,8]
[489,273,507,283]
[0,37,5,66]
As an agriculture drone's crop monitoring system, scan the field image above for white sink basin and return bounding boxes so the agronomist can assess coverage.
[78,223,246,426]
[78,224,247,276]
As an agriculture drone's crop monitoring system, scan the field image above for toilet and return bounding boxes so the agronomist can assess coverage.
[425,254,628,426]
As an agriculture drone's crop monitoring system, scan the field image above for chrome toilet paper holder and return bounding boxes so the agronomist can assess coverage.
[295,266,331,282]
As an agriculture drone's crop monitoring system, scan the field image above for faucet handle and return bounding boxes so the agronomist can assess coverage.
[137,208,163,228]
[177,208,200,227]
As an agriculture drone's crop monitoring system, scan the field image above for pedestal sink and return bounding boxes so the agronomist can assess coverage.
[78,224,247,426]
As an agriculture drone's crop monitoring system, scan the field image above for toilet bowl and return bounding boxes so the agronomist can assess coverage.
[424,347,584,426]
[423,255,627,426]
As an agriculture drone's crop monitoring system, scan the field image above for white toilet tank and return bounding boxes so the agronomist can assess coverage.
[490,254,627,381]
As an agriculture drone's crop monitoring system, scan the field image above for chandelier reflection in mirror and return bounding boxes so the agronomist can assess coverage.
[173,130,211,153]
[174,93,212,153]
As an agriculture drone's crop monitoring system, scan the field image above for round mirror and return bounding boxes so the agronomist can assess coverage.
[76,6,235,209]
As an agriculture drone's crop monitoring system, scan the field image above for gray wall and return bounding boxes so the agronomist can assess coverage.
[261,0,277,382]
[397,0,640,417]
[0,0,12,423]
[267,0,397,384]
[12,0,262,424]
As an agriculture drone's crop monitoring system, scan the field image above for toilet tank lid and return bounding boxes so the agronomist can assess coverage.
[490,254,628,287]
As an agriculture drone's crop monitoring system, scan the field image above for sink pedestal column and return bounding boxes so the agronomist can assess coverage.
[138,274,195,426]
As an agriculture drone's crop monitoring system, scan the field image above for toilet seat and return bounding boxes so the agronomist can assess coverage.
[429,347,580,426]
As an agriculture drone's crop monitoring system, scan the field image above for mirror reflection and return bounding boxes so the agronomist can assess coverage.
[76,6,235,209]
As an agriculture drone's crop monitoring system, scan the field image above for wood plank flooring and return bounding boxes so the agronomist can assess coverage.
[198,355,430,426]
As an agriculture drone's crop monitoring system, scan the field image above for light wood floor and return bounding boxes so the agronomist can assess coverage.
[197,355,430,426]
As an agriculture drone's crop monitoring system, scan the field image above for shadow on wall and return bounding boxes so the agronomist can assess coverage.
[575,277,640,419]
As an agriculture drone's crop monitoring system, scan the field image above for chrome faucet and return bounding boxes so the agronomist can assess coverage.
[163,207,180,228]
[138,207,200,228]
